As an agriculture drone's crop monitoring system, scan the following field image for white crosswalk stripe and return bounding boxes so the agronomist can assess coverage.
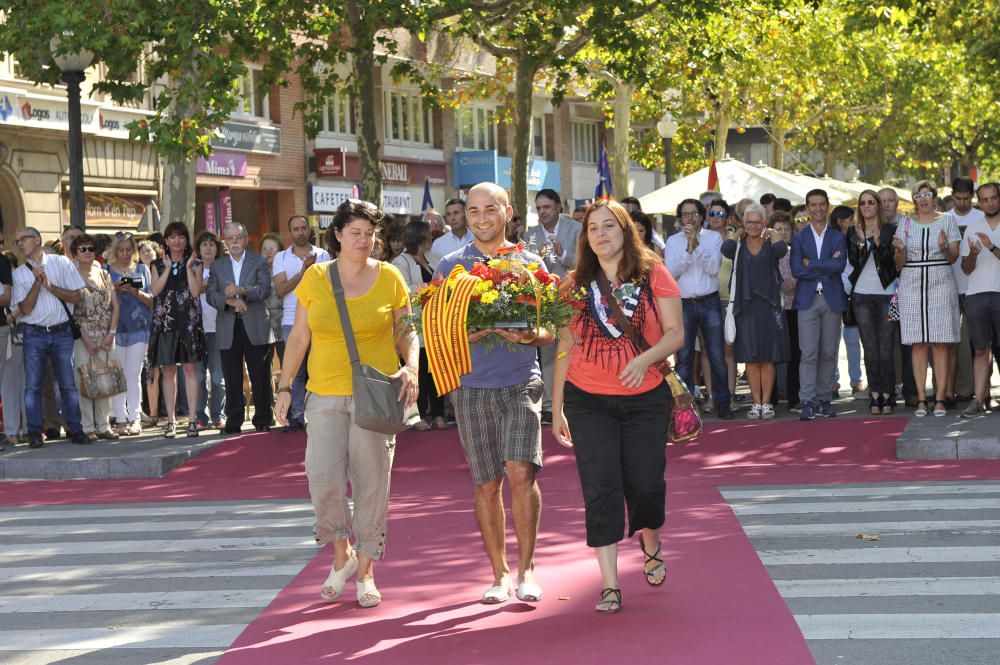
[722,482,1000,665]
[0,500,317,661]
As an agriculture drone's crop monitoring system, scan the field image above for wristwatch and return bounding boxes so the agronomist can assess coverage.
[276,384,292,396]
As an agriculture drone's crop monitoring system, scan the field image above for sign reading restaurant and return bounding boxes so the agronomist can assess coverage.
[309,184,412,215]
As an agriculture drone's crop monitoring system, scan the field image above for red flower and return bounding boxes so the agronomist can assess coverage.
[515,294,537,307]
[533,268,552,285]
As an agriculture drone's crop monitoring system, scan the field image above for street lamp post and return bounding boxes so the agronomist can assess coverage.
[50,33,94,232]
[656,112,679,185]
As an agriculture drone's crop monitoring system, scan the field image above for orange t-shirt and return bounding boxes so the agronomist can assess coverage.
[566,263,680,395]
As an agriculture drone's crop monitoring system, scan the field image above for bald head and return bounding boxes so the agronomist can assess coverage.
[466,182,512,250]
[468,182,510,207]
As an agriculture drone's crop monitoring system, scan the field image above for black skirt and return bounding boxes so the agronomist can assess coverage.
[734,296,791,363]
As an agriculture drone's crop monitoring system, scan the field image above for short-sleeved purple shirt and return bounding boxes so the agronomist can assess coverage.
[434,243,544,389]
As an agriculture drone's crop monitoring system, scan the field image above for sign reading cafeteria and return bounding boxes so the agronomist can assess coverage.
[310,184,412,215]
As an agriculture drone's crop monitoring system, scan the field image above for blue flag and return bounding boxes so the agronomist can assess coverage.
[595,140,613,200]
[421,177,434,212]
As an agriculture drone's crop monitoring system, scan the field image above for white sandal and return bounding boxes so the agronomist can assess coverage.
[357,578,382,608]
[481,574,513,604]
[320,552,358,602]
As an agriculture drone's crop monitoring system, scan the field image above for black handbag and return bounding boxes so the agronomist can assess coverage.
[58,299,82,340]
[328,261,420,435]
[843,293,856,326]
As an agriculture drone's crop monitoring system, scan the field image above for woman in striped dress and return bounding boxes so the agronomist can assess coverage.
[892,180,961,417]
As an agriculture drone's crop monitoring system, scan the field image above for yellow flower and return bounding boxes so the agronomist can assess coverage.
[527,262,539,271]
[480,290,499,304]
[472,280,494,295]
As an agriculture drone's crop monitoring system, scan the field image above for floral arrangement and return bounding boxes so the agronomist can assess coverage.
[411,243,582,337]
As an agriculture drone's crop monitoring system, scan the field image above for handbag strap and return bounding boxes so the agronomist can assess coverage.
[327,261,361,367]
[596,270,674,378]
[728,238,741,294]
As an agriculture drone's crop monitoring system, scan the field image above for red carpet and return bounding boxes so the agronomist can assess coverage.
[6,418,1000,664]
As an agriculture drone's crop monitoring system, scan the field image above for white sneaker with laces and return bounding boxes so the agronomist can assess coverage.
[747,404,762,420]
[761,404,775,419]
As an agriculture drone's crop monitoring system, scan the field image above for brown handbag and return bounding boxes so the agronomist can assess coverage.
[596,271,702,442]
[77,350,128,399]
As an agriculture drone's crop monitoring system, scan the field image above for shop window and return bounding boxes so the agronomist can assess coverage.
[384,90,431,146]
[571,121,598,164]
[456,105,497,152]
[324,92,356,136]
[235,67,270,121]
[531,116,546,159]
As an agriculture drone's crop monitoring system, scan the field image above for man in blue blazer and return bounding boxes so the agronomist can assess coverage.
[790,189,847,420]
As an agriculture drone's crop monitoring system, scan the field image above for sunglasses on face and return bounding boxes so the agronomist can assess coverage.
[708,211,727,218]
[114,231,133,241]
[76,246,95,253]
[859,199,878,206]
[914,191,934,201]
[794,216,810,224]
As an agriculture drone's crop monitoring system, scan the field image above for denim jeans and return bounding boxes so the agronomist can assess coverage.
[677,295,730,408]
[852,294,895,395]
[282,324,309,422]
[834,325,862,387]
[24,325,82,435]
[197,332,226,423]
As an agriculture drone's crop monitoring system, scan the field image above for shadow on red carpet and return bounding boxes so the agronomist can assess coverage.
[7,417,1000,665]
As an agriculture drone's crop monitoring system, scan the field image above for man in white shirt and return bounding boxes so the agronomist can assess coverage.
[272,215,331,431]
[8,227,88,448]
[431,199,473,259]
[523,189,581,422]
[948,177,982,405]
[665,198,734,419]
[959,182,1000,416]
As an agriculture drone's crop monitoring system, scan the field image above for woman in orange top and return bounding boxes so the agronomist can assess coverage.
[552,200,684,614]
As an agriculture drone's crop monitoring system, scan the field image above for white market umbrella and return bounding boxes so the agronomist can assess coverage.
[638,158,812,215]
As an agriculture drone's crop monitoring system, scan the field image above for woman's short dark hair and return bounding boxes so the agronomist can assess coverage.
[194,230,225,259]
[629,210,655,248]
[403,221,431,255]
[830,205,854,226]
[327,199,384,254]
[70,234,96,255]
[575,200,660,287]
[161,222,190,247]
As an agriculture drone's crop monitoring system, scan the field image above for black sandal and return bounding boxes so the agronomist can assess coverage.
[187,422,199,438]
[596,587,622,613]
[639,534,666,586]
[869,395,881,416]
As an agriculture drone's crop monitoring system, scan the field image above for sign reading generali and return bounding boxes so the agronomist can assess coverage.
[313,152,446,185]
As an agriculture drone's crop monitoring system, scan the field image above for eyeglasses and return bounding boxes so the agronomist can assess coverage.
[14,235,38,244]
[708,211,727,218]
[859,199,878,206]
[224,235,246,242]
[679,211,702,219]
[76,246,95,254]
[914,191,934,201]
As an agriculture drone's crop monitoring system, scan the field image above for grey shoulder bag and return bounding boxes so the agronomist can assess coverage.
[328,261,420,435]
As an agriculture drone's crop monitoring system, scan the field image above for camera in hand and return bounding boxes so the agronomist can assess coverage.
[119,276,143,289]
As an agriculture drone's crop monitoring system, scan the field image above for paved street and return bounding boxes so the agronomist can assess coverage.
[724,481,1000,665]
[0,499,316,665]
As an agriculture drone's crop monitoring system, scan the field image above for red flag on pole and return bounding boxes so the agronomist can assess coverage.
[707,156,720,192]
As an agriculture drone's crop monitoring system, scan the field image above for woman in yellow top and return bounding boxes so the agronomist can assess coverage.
[276,199,419,609]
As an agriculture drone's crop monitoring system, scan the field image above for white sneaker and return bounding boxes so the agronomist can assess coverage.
[747,404,762,420]
[761,404,775,419]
